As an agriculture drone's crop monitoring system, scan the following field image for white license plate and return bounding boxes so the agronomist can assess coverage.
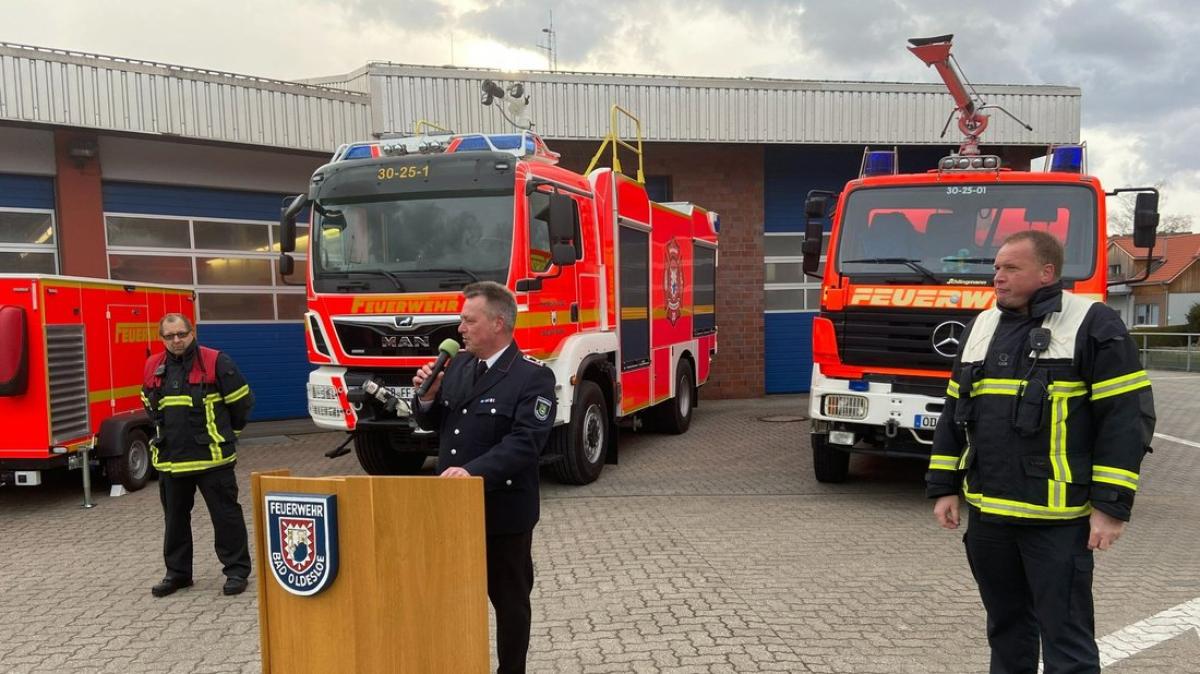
[914,414,940,429]
[387,386,416,400]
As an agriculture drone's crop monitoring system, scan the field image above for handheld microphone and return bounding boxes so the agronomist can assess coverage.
[416,338,460,398]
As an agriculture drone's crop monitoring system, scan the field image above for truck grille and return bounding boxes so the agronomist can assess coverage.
[46,325,91,443]
[829,307,981,371]
[332,317,460,358]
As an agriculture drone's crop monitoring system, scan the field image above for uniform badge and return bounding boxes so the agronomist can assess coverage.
[523,354,545,367]
[265,492,339,596]
[534,396,552,422]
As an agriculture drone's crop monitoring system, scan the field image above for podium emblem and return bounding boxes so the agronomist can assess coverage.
[265,492,340,596]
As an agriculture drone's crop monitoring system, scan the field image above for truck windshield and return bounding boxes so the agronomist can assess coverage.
[835,184,1097,282]
[312,192,515,291]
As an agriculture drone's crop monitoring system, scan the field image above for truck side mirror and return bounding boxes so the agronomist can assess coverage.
[279,194,308,253]
[279,254,295,278]
[548,193,579,266]
[1133,192,1159,249]
[802,194,829,276]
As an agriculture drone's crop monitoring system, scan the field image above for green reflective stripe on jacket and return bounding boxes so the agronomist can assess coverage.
[1091,370,1151,401]
[962,478,1092,520]
[928,454,959,471]
[946,380,960,398]
[223,384,251,404]
[153,453,238,474]
[1093,465,1139,491]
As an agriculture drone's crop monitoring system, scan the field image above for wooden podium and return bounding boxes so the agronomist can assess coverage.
[250,471,490,674]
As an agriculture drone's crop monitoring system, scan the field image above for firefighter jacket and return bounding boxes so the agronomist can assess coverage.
[412,341,556,535]
[141,343,254,475]
[926,283,1155,523]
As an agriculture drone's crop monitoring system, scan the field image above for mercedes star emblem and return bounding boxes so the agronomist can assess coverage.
[931,320,967,358]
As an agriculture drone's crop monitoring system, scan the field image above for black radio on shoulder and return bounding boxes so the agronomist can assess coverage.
[1029,328,1052,353]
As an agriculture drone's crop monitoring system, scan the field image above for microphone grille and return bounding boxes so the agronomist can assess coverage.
[439,338,460,356]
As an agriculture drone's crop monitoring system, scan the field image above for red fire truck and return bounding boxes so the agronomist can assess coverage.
[0,275,194,491]
[800,35,1160,482]
[277,106,719,485]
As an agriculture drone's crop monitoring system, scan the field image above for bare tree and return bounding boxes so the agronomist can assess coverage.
[1108,182,1195,236]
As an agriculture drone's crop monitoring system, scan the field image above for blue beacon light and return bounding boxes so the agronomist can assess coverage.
[1050,145,1084,173]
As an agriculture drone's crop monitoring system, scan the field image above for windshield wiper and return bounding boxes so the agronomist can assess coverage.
[940,256,995,265]
[416,267,482,283]
[320,269,406,291]
[840,258,941,284]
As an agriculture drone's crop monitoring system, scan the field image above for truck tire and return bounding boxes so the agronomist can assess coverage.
[354,430,428,475]
[549,381,608,485]
[655,363,694,435]
[106,428,153,491]
[812,433,850,483]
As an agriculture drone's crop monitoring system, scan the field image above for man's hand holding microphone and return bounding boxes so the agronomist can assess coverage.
[411,339,470,477]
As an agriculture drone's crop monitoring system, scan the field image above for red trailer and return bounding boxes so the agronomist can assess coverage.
[0,274,195,491]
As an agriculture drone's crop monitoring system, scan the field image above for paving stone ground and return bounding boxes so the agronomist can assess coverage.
[2,371,1198,673]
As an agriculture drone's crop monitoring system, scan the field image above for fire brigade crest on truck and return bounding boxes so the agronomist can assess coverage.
[664,239,684,325]
[265,493,339,596]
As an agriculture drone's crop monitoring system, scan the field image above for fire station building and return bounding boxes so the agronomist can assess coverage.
[0,42,1081,419]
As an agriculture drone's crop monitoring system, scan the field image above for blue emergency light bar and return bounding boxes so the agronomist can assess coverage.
[1049,145,1084,173]
[861,150,898,177]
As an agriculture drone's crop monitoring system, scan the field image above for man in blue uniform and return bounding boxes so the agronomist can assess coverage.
[412,281,556,674]
[927,231,1155,673]
[141,313,255,598]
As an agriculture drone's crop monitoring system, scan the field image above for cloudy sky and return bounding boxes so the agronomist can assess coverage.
[2,0,1197,227]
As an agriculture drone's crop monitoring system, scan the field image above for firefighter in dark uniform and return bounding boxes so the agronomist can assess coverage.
[412,281,556,674]
[141,313,255,598]
[927,231,1155,673]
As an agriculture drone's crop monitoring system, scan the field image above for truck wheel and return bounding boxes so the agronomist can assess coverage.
[655,363,694,435]
[354,430,428,475]
[549,381,608,485]
[812,433,850,483]
[106,428,153,491]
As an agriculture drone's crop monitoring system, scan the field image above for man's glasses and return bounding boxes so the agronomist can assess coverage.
[161,331,191,341]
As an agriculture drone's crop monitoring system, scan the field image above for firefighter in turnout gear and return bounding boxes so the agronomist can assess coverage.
[926,231,1155,673]
[412,281,556,674]
[141,313,255,598]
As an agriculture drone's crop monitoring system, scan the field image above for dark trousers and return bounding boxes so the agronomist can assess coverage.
[487,530,534,674]
[159,466,251,581]
[964,509,1099,674]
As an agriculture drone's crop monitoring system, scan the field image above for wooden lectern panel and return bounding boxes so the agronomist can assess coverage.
[252,472,489,674]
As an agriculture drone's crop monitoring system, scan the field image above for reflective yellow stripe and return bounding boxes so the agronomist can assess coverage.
[153,454,238,474]
[1092,465,1139,491]
[946,380,960,399]
[957,444,972,470]
[157,395,192,408]
[928,454,959,471]
[1091,370,1151,401]
[203,393,225,462]
[620,307,649,320]
[962,479,1092,520]
[971,378,1022,396]
[88,384,145,404]
[223,384,250,404]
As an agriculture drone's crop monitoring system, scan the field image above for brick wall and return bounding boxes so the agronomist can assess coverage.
[553,141,765,399]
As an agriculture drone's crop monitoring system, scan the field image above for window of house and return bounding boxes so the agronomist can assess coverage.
[1134,303,1160,326]
[764,232,827,313]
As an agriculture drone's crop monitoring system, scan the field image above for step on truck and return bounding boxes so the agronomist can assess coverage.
[278,97,719,485]
[800,35,1161,482]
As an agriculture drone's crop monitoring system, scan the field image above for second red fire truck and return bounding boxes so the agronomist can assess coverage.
[278,105,719,484]
[800,35,1160,482]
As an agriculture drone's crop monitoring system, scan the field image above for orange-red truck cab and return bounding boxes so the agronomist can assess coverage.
[0,275,194,491]
[278,126,719,485]
[798,35,1161,483]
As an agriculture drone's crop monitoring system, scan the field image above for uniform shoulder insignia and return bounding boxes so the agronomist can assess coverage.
[522,354,545,367]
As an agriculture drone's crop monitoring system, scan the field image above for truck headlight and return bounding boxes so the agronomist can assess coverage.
[822,394,868,420]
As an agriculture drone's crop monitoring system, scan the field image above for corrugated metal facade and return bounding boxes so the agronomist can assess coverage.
[0,43,371,152]
[363,63,1080,146]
